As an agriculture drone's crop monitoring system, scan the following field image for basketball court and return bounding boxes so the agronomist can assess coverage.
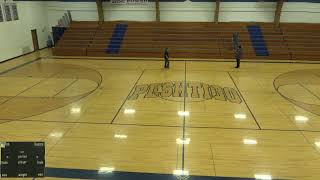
[0,49,320,179]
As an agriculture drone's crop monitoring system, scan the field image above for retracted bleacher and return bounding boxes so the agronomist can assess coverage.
[52,21,320,62]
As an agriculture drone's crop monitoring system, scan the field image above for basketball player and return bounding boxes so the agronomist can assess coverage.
[164,48,170,69]
[232,33,239,50]
[235,45,242,68]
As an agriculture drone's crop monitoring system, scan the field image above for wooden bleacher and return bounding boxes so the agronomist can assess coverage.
[53,21,99,56]
[281,23,320,61]
[52,21,320,61]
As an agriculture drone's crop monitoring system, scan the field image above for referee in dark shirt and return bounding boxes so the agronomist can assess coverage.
[235,45,242,68]
[164,48,170,69]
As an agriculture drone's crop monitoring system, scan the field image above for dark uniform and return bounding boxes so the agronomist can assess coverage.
[235,46,242,68]
[164,48,169,68]
[232,33,239,50]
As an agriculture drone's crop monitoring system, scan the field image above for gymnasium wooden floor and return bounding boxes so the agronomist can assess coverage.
[1,49,320,180]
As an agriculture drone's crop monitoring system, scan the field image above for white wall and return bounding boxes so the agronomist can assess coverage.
[47,1,215,23]
[281,2,320,23]
[105,2,155,21]
[160,2,214,22]
[46,1,274,23]
[220,2,276,22]
[47,1,97,28]
[46,1,320,24]
[47,1,156,24]
[160,1,276,22]
[0,1,48,62]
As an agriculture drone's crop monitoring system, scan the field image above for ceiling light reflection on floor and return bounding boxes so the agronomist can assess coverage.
[49,132,63,138]
[71,107,81,114]
[178,111,189,116]
[98,167,115,174]
[234,113,247,119]
[254,174,272,180]
[173,169,189,176]
[294,115,309,122]
[124,109,136,114]
[176,138,190,145]
[114,134,128,139]
[243,139,257,145]
[315,141,320,147]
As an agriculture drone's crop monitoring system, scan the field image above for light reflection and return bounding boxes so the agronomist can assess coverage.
[71,107,81,114]
[243,138,257,145]
[176,138,190,145]
[178,111,189,116]
[114,134,128,139]
[294,115,309,123]
[49,132,63,138]
[98,167,115,174]
[234,113,247,119]
[315,141,320,147]
[254,174,272,180]
[173,169,189,176]
[124,109,136,114]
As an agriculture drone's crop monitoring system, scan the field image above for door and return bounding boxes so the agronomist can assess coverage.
[31,29,39,51]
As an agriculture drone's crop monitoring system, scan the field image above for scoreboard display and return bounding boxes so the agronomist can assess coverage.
[1,142,45,178]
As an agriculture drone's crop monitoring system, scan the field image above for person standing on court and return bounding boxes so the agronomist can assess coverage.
[164,48,170,69]
[232,33,239,50]
[235,45,242,68]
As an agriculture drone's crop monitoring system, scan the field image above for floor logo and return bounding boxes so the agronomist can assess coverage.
[128,81,242,104]
[274,69,320,116]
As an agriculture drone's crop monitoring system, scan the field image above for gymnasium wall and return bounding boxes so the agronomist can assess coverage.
[1,0,320,62]
[0,1,48,62]
[47,1,97,28]
[45,0,320,27]
[47,1,273,25]
[281,2,320,23]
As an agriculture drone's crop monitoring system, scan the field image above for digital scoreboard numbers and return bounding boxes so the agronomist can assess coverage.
[1,142,45,178]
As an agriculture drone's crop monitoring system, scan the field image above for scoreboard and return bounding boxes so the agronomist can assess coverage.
[1,142,45,178]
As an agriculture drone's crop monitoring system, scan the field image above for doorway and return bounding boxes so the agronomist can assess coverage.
[31,29,39,51]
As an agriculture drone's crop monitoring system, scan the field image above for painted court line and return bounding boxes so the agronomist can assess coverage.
[45,167,262,180]
[0,57,41,76]
[2,119,320,132]
[53,78,79,97]
[50,57,320,64]
[227,72,262,130]
[110,69,146,124]
[0,72,61,106]
[299,83,320,100]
